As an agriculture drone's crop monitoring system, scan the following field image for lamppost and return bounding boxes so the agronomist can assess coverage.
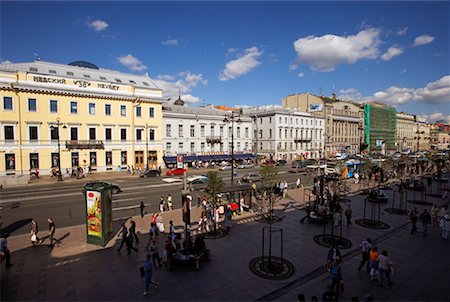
[224,110,242,185]
[253,113,259,165]
[144,122,150,170]
[50,117,66,182]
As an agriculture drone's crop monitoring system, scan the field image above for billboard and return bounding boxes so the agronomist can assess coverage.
[310,103,323,112]
[177,155,184,169]
[376,140,384,147]
[86,190,102,238]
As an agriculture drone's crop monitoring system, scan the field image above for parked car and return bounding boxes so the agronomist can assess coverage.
[140,169,161,178]
[275,160,287,166]
[219,165,237,171]
[289,160,308,173]
[166,168,187,176]
[238,162,255,169]
[242,173,261,183]
[189,178,208,190]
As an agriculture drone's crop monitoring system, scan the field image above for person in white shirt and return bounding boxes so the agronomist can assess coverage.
[296,178,301,189]
[376,250,393,286]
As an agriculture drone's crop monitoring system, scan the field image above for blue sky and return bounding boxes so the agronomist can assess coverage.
[1,1,449,122]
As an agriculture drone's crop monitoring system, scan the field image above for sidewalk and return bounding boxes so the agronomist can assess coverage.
[1,176,449,301]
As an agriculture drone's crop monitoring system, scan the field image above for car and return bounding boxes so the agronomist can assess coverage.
[219,165,237,171]
[187,175,208,183]
[242,173,261,183]
[140,169,161,178]
[238,163,255,169]
[189,178,208,190]
[166,168,187,176]
[275,160,287,166]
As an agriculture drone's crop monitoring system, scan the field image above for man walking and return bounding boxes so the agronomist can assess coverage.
[142,254,158,296]
[358,238,372,272]
[344,204,352,226]
[167,194,173,211]
[419,209,431,237]
[140,201,145,218]
[409,207,419,234]
[0,233,13,268]
[47,217,56,246]
[117,223,128,252]
[129,218,139,243]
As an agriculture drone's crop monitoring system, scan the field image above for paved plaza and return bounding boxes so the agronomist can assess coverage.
[1,176,449,301]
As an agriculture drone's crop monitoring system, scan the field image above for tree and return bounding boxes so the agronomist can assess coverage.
[205,171,224,234]
[257,166,280,222]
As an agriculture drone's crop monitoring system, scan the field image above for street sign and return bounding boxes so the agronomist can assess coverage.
[177,155,184,169]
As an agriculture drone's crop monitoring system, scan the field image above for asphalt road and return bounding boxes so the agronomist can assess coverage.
[0,165,313,235]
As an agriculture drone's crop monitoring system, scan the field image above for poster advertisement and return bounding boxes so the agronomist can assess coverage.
[86,190,102,237]
[310,104,323,112]
[177,155,184,169]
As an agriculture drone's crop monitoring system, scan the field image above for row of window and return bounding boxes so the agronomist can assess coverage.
[4,151,129,171]
[2,97,155,118]
[2,125,156,142]
[166,124,250,139]
[257,129,323,140]
[165,141,250,154]
[257,116,323,126]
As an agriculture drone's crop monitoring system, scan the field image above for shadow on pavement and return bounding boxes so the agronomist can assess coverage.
[0,218,32,236]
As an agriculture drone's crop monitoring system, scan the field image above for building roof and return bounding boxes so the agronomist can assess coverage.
[0,60,161,90]
[163,104,252,121]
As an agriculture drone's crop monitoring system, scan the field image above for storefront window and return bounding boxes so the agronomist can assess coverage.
[30,153,39,169]
[71,152,79,167]
[90,152,97,167]
[106,151,112,166]
[121,151,127,165]
[51,153,59,168]
[5,153,15,170]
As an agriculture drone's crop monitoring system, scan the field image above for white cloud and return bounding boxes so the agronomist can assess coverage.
[153,71,208,104]
[297,72,304,78]
[257,104,282,110]
[293,28,381,72]
[87,19,109,32]
[117,54,147,72]
[0,60,12,65]
[227,48,238,54]
[396,27,408,36]
[419,112,450,123]
[400,68,407,75]
[162,38,179,46]
[381,46,404,61]
[337,88,371,103]
[288,63,298,72]
[413,34,434,46]
[219,46,263,81]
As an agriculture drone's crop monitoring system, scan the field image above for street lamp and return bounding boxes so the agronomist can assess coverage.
[223,110,242,185]
[253,114,258,165]
[50,117,67,182]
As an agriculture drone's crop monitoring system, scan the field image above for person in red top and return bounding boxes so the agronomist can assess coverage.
[369,247,379,281]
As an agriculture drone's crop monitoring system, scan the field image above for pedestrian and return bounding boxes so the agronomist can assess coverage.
[129,218,139,243]
[354,171,360,184]
[30,218,40,245]
[326,246,341,271]
[0,233,13,268]
[329,258,343,295]
[431,204,439,227]
[283,180,288,197]
[438,205,448,221]
[279,181,285,197]
[358,238,372,272]
[369,246,379,281]
[418,209,431,237]
[150,237,162,269]
[296,178,301,189]
[159,196,165,212]
[439,214,449,240]
[197,193,201,207]
[377,250,393,287]
[116,223,128,252]
[224,207,232,232]
[408,207,418,234]
[344,204,352,226]
[156,213,165,235]
[47,217,56,246]
[142,254,159,296]
[125,231,138,255]
[165,237,175,270]
[167,194,173,211]
[140,201,145,218]
[152,212,158,225]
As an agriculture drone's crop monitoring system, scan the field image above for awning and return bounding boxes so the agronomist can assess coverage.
[163,156,177,164]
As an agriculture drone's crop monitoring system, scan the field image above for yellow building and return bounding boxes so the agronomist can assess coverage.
[396,112,415,151]
[0,60,163,176]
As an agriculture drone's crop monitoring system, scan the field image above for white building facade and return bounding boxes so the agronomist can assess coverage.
[162,102,253,166]
[244,108,325,161]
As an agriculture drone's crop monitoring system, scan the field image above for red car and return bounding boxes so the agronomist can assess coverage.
[166,168,187,176]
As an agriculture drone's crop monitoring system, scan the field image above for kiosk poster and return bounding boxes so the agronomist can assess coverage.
[86,190,102,237]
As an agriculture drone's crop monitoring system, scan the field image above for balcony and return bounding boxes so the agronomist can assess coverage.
[206,136,222,144]
[65,140,104,150]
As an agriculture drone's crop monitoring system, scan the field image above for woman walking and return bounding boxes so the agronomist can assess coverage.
[142,255,159,296]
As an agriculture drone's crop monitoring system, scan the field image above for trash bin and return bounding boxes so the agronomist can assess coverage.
[83,181,113,247]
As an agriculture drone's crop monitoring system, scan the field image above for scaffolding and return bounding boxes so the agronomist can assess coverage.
[364,104,397,152]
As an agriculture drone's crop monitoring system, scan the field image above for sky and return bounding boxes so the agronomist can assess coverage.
[1,1,449,122]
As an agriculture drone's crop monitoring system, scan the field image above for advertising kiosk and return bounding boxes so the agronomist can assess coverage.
[83,182,113,247]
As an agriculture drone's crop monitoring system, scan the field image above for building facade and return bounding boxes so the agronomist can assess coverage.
[396,112,416,151]
[364,103,397,153]
[414,119,431,151]
[430,129,450,150]
[0,60,164,176]
[243,107,325,161]
[324,100,364,158]
[162,101,253,166]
